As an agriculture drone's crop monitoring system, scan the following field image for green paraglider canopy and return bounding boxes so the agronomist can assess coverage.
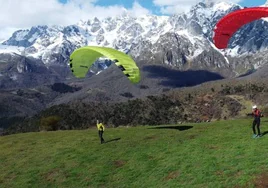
[69,46,140,84]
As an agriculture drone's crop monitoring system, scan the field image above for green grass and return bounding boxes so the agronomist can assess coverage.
[1,119,268,188]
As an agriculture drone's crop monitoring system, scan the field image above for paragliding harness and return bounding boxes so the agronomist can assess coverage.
[253,109,261,118]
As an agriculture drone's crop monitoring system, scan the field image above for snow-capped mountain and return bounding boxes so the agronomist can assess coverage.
[2,0,268,122]
[1,1,268,81]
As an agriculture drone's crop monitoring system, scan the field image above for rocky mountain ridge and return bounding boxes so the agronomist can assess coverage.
[0,1,268,80]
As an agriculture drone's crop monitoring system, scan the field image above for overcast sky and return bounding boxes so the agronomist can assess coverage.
[0,0,266,41]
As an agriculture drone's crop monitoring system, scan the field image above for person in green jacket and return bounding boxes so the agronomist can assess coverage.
[96,120,105,144]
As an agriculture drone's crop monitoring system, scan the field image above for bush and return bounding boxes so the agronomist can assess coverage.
[139,85,149,89]
[40,116,62,131]
[120,92,134,98]
[261,107,268,117]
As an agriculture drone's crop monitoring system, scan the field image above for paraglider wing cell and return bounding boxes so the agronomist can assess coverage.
[69,48,103,78]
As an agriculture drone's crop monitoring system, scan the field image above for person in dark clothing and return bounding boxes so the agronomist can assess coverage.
[252,105,262,138]
[96,120,105,144]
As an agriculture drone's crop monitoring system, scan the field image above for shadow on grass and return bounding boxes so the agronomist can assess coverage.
[149,125,193,131]
[262,131,268,136]
[105,138,121,143]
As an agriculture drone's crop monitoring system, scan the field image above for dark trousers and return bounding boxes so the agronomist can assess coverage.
[252,118,261,135]
[98,130,104,144]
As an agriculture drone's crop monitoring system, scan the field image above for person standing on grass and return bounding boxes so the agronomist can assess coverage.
[97,120,105,144]
[252,105,262,138]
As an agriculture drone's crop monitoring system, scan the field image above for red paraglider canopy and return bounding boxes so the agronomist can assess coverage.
[213,7,268,49]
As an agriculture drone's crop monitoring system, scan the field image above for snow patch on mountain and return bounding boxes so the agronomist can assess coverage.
[213,2,234,11]
[0,44,24,55]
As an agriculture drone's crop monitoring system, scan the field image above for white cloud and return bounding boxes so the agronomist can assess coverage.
[0,0,150,41]
[153,0,242,14]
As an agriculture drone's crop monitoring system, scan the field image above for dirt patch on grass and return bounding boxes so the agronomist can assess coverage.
[84,176,91,183]
[188,135,197,139]
[43,168,66,183]
[253,173,268,188]
[164,170,180,181]
[206,145,219,150]
[5,173,17,183]
[234,171,243,178]
[43,168,60,182]
[18,148,25,152]
[236,173,268,188]
[144,135,157,140]
[113,160,126,168]
[215,170,224,177]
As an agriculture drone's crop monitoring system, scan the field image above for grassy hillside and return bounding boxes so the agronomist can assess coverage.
[1,119,268,188]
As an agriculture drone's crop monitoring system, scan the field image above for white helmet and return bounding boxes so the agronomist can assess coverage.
[252,105,257,109]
